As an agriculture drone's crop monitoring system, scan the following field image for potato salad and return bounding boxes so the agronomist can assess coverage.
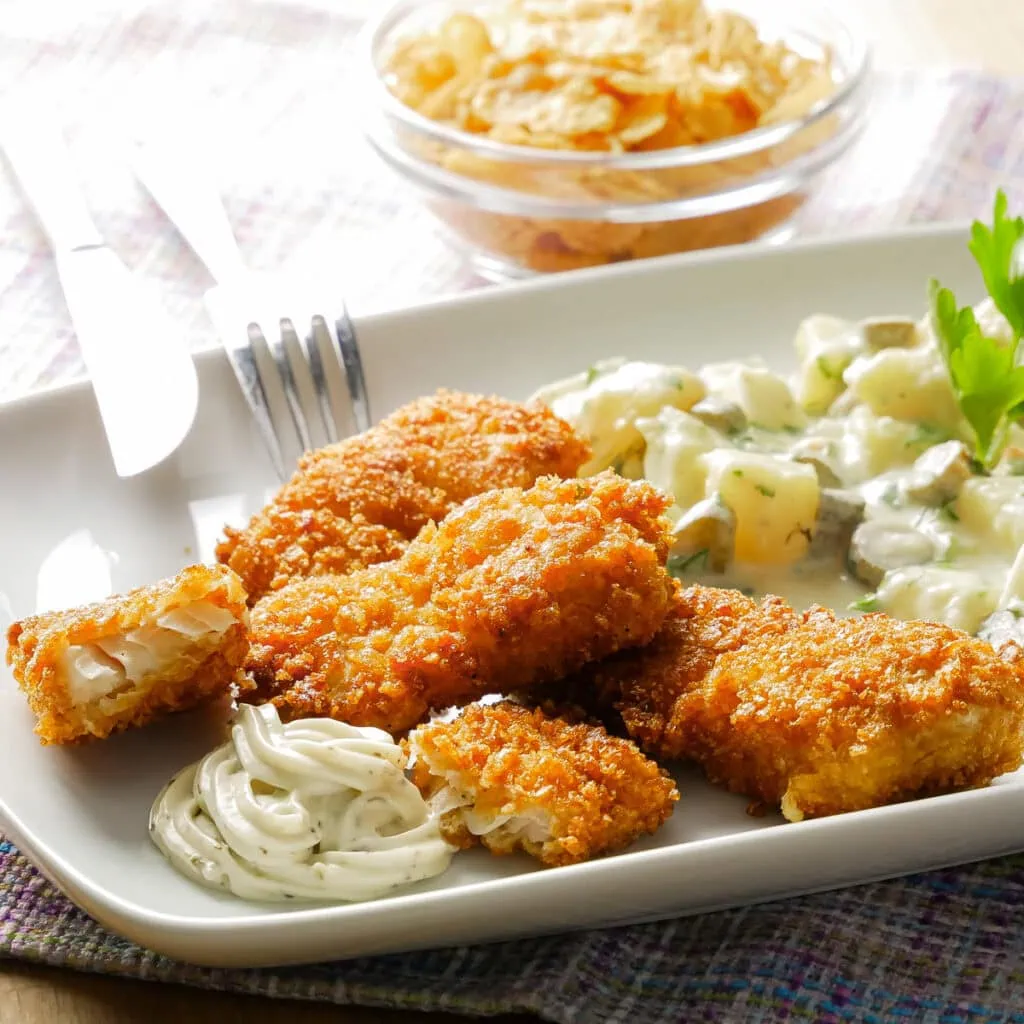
[531,297,1024,641]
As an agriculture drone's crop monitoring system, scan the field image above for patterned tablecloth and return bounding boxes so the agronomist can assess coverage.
[4,3,1024,1021]
[1,0,1023,400]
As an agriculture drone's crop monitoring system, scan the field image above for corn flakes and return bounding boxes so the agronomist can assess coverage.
[381,0,839,271]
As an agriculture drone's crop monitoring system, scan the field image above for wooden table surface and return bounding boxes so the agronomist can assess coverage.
[3,2,1020,1022]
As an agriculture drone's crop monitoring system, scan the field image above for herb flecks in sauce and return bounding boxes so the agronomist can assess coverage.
[904,423,952,451]
[532,193,1024,635]
[879,483,902,508]
[668,548,710,578]
[149,705,455,903]
[816,354,844,381]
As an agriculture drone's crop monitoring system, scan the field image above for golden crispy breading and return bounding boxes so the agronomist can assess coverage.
[5,565,249,746]
[578,585,1024,821]
[243,472,676,735]
[565,583,800,756]
[405,701,679,867]
[216,390,591,602]
[510,689,623,732]
[687,605,1024,821]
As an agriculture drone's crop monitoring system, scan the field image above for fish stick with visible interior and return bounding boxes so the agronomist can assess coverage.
[6,565,249,745]
[216,390,591,602]
[405,700,679,866]
[571,584,1024,821]
[242,472,677,735]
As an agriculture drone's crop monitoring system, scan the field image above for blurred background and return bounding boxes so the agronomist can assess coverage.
[0,0,1021,398]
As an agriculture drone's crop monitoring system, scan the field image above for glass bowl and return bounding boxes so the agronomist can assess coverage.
[358,0,873,281]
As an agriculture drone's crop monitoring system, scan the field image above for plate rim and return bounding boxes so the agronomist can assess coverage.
[4,772,1023,936]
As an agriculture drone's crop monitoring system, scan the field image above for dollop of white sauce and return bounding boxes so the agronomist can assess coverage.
[149,704,456,903]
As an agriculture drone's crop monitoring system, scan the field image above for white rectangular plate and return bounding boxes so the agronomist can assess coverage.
[3,224,1023,970]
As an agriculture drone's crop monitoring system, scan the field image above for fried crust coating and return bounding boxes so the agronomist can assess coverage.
[565,583,799,754]
[574,585,1024,820]
[216,390,591,602]
[5,565,249,745]
[405,701,679,866]
[243,472,676,734]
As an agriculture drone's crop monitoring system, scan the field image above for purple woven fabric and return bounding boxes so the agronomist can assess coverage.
[5,837,1024,1022]
[0,2,1023,400]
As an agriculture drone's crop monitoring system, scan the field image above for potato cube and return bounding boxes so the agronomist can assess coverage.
[843,346,962,430]
[793,315,862,414]
[638,408,719,511]
[700,363,805,431]
[956,476,1024,554]
[701,450,820,565]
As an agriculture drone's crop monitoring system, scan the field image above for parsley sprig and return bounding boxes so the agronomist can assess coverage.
[929,190,1024,468]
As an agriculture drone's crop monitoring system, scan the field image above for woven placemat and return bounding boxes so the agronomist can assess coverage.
[5,836,1024,1023]
[4,3,1024,1020]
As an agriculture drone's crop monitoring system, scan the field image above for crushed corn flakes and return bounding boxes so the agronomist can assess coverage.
[381,0,839,271]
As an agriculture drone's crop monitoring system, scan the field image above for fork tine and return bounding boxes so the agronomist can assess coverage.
[300,317,340,444]
[207,281,371,476]
[269,317,313,455]
[233,322,288,482]
[324,307,372,434]
[207,283,291,482]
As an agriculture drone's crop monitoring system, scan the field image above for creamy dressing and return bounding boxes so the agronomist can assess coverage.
[149,704,456,903]
[694,565,866,617]
[531,299,1024,632]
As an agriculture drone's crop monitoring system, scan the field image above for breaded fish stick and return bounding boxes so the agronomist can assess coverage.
[406,700,679,866]
[243,473,676,735]
[216,390,590,602]
[572,584,799,758]
[6,565,249,745]
[574,585,1024,821]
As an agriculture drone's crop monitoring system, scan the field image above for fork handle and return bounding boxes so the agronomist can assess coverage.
[130,141,247,284]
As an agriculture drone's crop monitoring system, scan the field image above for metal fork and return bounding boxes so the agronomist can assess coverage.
[249,309,371,478]
[207,287,372,481]
[129,141,372,480]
